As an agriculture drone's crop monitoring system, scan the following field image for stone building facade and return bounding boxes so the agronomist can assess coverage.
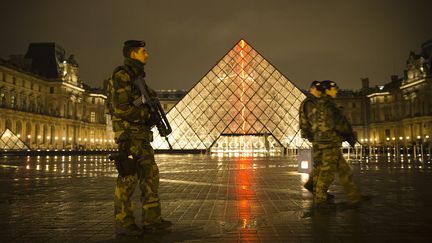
[336,40,432,148]
[0,43,114,150]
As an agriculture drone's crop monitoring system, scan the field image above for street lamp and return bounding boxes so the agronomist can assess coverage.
[386,137,390,157]
[406,136,411,157]
[416,135,423,161]
[398,137,403,158]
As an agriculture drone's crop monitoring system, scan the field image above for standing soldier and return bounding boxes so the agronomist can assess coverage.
[310,80,369,206]
[106,40,172,236]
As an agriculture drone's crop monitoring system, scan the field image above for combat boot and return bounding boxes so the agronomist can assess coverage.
[115,223,142,236]
[143,218,173,232]
[303,181,314,192]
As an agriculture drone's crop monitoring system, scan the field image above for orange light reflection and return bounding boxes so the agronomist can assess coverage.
[236,156,254,231]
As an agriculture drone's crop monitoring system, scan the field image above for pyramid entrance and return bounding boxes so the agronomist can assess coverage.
[210,133,284,153]
[151,39,308,152]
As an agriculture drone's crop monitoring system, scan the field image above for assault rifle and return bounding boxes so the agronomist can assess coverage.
[132,75,173,149]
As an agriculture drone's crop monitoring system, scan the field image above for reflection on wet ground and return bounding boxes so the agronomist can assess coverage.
[0,154,431,242]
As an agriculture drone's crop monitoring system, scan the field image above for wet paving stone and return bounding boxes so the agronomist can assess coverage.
[0,154,431,242]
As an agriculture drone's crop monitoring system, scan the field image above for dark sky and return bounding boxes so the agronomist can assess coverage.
[1,0,432,91]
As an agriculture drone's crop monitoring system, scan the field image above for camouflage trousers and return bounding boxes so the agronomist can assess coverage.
[314,145,361,203]
[304,144,321,190]
[114,138,161,227]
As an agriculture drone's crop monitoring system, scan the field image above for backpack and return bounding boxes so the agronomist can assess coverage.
[104,66,135,116]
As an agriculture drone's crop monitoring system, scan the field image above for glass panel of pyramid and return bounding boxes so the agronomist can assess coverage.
[0,128,30,150]
[151,39,309,150]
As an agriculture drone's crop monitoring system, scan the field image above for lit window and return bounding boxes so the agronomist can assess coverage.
[11,95,15,108]
[90,112,96,122]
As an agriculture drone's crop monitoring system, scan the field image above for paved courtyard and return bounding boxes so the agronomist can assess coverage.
[0,153,431,242]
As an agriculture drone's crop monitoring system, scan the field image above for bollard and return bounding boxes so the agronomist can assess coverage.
[298,148,312,173]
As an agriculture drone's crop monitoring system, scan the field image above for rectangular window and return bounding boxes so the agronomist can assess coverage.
[90,112,96,123]
[11,95,15,108]
[50,87,54,93]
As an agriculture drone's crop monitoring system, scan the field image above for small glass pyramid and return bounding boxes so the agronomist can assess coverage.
[152,39,309,152]
[0,128,30,150]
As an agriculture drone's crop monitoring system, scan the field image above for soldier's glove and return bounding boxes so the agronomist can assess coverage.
[108,153,125,177]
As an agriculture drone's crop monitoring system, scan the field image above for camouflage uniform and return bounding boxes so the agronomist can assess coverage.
[106,57,162,228]
[299,93,321,190]
[310,95,362,204]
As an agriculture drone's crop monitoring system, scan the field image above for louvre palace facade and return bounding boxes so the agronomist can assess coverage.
[0,43,114,150]
[336,39,432,149]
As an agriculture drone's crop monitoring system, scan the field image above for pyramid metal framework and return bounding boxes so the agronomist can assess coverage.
[151,39,308,151]
[0,128,29,150]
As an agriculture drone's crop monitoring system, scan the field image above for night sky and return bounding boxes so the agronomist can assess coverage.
[1,0,432,91]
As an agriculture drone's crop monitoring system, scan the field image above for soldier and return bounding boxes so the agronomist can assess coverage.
[299,81,334,198]
[299,81,321,189]
[106,40,172,236]
[310,80,369,206]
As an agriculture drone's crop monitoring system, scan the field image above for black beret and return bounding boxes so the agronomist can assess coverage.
[310,80,321,88]
[124,40,146,48]
[321,80,338,90]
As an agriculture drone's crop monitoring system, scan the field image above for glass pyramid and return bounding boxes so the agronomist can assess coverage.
[151,39,309,152]
[0,128,30,150]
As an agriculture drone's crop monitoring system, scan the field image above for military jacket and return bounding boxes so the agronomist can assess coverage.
[309,95,354,145]
[299,93,317,142]
[106,58,155,138]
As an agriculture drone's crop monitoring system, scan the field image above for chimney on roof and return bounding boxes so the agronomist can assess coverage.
[361,77,369,90]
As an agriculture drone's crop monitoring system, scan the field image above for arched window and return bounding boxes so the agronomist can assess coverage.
[16,121,22,137]
[25,122,32,144]
[35,123,40,143]
[50,125,56,144]
[43,124,48,143]
[5,119,12,130]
